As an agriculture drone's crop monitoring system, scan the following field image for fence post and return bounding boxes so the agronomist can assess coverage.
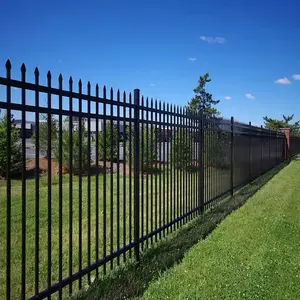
[260,125,263,174]
[198,109,204,214]
[133,88,140,261]
[279,128,291,161]
[276,132,278,165]
[249,121,251,183]
[230,117,234,196]
[269,128,271,169]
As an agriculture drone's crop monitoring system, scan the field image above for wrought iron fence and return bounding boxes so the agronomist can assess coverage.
[291,135,300,157]
[0,60,299,300]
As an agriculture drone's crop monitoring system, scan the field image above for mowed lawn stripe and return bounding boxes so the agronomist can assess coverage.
[142,159,300,300]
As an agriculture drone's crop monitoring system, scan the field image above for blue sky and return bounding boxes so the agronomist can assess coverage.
[0,0,300,125]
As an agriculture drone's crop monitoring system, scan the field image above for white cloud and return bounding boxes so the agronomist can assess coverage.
[245,93,255,99]
[150,84,155,87]
[188,57,197,62]
[292,74,300,80]
[275,77,291,85]
[200,36,226,44]
[224,96,231,100]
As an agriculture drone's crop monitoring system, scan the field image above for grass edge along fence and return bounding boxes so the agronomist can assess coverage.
[0,60,300,300]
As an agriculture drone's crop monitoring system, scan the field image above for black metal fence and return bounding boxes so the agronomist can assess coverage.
[0,60,299,300]
[291,135,300,157]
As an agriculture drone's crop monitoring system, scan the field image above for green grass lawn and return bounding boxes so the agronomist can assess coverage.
[0,173,146,299]
[141,159,300,300]
[1,166,229,300]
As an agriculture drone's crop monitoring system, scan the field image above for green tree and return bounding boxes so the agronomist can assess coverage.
[205,122,230,169]
[0,114,22,177]
[32,113,58,157]
[187,73,220,116]
[185,74,229,169]
[140,126,158,171]
[98,122,119,162]
[263,115,300,135]
[53,120,91,174]
[126,125,158,172]
[170,128,194,170]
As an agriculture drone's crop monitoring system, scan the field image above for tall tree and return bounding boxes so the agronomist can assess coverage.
[263,115,300,135]
[187,73,220,116]
[186,73,229,169]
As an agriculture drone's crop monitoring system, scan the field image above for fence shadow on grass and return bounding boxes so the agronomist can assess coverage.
[74,161,290,300]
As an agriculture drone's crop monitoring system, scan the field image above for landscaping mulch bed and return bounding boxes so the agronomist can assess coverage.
[25,158,127,176]
[26,157,68,176]
[1,160,169,180]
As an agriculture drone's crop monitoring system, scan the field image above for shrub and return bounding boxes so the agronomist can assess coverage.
[32,113,58,157]
[126,125,158,172]
[204,121,230,169]
[170,128,194,170]
[53,121,91,174]
[0,115,22,177]
[98,122,119,162]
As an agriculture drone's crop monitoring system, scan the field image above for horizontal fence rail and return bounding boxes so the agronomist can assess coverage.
[0,60,300,300]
